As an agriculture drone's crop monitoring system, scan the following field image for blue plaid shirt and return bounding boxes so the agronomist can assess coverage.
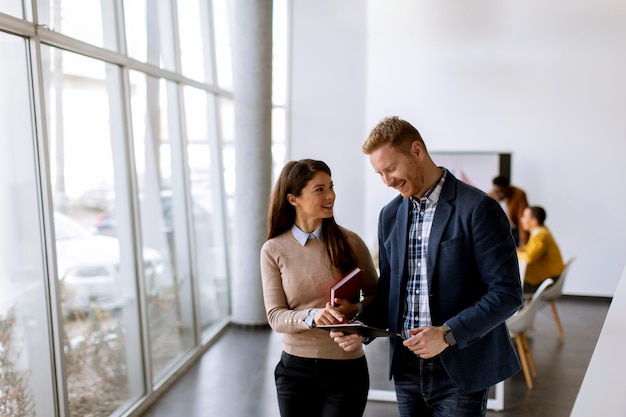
[402,169,447,338]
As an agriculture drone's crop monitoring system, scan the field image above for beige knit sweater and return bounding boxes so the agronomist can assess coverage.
[260,226,378,360]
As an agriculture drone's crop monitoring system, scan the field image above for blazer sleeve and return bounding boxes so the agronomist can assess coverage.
[442,196,523,349]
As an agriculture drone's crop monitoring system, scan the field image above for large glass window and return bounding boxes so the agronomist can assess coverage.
[182,87,229,332]
[177,0,214,83]
[271,107,287,179]
[0,32,56,417]
[218,98,235,229]
[272,0,288,108]
[0,1,27,18]
[0,0,280,412]
[123,0,177,71]
[42,46,145,417]
[212,0,233,89]
[129,71,195,382]
[38,0,118,51]
[272,0,288,179]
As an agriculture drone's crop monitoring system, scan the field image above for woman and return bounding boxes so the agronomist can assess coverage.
[260,159,377,417]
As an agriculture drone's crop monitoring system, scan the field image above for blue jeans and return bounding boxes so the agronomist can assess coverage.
[393,348,488,417]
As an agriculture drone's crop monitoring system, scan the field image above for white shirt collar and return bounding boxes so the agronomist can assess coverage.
[291,224,322,246]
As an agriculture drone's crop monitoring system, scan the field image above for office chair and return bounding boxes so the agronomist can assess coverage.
[507,278,554,390]
[540,258,575,343]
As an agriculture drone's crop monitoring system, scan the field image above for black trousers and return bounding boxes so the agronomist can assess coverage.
[275,351,369,417]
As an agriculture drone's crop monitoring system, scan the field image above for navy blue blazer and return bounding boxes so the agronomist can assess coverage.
[361,171,523,392]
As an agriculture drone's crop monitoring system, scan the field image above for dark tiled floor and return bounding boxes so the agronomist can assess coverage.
[141,296,610,417]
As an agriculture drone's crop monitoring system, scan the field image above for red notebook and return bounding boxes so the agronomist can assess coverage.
[330,267,363,304]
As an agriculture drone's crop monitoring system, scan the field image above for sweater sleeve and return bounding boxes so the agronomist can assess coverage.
[260,240,311,333]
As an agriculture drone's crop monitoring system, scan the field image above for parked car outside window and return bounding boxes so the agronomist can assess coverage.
[55,212,163,315]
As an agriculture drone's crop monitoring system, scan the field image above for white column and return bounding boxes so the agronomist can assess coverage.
[231,0,273,325]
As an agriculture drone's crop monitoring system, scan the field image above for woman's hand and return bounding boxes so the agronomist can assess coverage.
[330,331,363,352]
[313,303,346,325]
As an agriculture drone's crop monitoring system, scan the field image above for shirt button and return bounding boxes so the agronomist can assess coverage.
[414,316,419,321]
[417,236,422,241]
[420,211,425,216]
[415,289,420,294]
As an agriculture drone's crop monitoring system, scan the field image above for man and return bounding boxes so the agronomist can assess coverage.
[331,116,522,417]
[488,176,529,247]
[517,206,565,293]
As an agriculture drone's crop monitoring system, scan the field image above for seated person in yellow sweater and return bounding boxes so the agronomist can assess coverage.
[517,206,565,293]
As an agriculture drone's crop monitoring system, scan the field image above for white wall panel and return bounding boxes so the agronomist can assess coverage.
[290,0,626,296]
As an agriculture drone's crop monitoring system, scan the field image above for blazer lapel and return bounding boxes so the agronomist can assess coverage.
[427,176,455,287]
[396,198,410,285]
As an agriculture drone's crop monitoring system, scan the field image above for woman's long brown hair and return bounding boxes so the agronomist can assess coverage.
[267,159,356,275]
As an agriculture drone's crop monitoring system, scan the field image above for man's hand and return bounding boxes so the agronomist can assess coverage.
[402,326,448,359]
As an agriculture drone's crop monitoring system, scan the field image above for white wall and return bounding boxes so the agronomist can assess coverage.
[289,0,368,237]
[290,0,626,297]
